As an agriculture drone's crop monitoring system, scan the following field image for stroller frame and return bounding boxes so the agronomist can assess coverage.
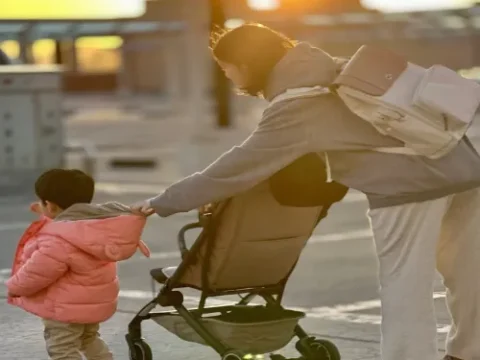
[126,207,340,360]
[126,153,349,360]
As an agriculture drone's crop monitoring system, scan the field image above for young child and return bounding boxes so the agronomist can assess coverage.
[6,169,150,360]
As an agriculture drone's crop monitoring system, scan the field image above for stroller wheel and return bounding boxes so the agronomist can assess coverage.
[222,350,246,360]
[296,338,340,360]
[128,339,153,360]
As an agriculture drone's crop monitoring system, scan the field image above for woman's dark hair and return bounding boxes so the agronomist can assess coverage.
[211,23,296,96]
[35,169,94,210]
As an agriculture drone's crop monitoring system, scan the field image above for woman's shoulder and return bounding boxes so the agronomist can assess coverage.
[262,92,340,124]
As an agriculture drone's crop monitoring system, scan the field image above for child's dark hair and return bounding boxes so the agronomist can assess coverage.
[210,23,296,97]
[35,169,94,210]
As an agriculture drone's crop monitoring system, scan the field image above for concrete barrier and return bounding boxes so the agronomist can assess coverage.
[109,158,157,169]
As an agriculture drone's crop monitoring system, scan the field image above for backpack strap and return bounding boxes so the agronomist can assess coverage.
[268,86,421,156]
[371,147,418,155]
[268,86,330,107]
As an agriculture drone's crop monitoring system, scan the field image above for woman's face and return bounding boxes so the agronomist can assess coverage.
[217,60,249,88]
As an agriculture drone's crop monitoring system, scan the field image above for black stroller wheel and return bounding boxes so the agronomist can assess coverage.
[309,339,340,360]
[222,350,245,360]
[296,338,340,360]
[128,340,153,360]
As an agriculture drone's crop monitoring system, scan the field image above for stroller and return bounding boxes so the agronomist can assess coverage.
[125,153,349,360]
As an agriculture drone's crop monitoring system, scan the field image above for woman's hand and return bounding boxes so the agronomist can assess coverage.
[198,203,215,215]
[130,200,156,217]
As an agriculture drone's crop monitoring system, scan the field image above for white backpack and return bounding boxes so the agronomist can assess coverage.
[269,45,480,159]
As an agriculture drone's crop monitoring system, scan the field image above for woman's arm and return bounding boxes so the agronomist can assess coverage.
[148,102,312,217]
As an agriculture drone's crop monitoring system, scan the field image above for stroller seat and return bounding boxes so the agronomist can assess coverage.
[125,153,349,360]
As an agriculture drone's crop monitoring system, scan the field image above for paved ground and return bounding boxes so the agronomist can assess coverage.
[0,189,451,359]
[1,94,473,358]
[1,302,383,360]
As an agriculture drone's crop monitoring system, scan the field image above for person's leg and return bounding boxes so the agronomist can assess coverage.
[368,196,451,360]
[42,319,83,360]
[436,188,480,360]
[81,323,113,360]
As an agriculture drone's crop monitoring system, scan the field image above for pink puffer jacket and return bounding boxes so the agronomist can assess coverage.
[6,202,149,324]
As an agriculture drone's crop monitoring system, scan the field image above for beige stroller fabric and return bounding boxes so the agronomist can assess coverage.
[176,180,323,291]
[152,179,322,354]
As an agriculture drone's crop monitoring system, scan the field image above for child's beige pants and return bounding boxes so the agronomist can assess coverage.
[42,319,113,360]
[368,187,480,360]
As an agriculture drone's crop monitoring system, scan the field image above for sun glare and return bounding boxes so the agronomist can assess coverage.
[247,0,280,11]
[0,0,145,19]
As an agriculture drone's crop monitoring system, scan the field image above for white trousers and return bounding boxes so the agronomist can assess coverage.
[368,188,480,360]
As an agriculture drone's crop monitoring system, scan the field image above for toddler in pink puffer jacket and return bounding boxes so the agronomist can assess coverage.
[6,169,150,360]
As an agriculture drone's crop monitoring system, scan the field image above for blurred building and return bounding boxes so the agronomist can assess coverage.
[0,0,184,93]
[0,0,479,94]
[126,0,480,94]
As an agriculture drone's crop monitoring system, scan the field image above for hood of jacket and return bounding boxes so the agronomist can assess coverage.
[41,202,147,262]
[265,42,347,101]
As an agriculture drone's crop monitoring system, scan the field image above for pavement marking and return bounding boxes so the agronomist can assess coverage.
[0,183,365,233]
[0,217,373,262]
[144,251,181,261]
[310,292,446,313]
[0,214,188,233]
[126,228,374,263]
[0,270,450,333]
[117,289,450,333]
[95,182,366,204]
[0,269,11,275]
[342,191,367,204]
[310,228,372,244]
[0,222,373,243]
[0,222,31,231]
[95,182,166,195]
[0,210,192,233]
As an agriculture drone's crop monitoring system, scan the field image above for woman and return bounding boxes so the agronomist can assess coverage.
[132,24,480,360]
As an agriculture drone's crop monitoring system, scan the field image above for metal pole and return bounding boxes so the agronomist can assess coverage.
[178,0,211,175]
[209,0,231,128]
[64,141,97,179]
[117,43,131,99]
[18,26,33,64]
[54,40,63,65]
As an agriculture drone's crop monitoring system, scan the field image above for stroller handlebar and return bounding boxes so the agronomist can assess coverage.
[177,211,214,260]
[177,222,203,259]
